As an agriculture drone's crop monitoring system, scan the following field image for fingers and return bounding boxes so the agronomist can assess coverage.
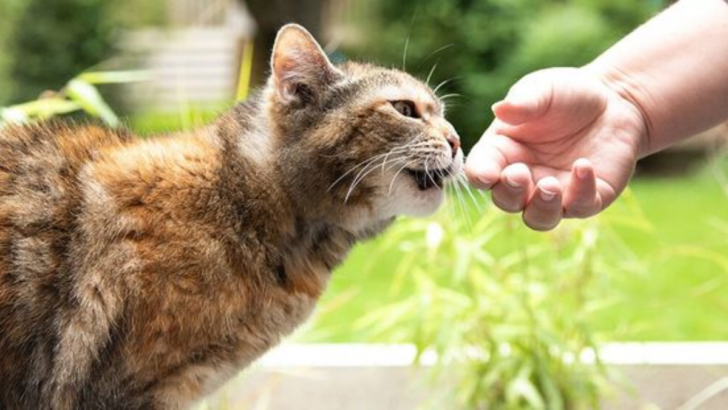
[486,159,608,231]
[491,163,533,213]
[523,177,563,231]
[563,159,603,218]
[465,130,525,190]
[464,139,506,189]
[465,126,508,189]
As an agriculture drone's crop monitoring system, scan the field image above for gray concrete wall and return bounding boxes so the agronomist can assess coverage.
[200,364,728,409]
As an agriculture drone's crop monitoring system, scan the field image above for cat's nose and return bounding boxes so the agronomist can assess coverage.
[445,132,460,159]
[436,120,460,159]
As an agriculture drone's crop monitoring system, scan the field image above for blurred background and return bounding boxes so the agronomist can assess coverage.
[2,0,728,408]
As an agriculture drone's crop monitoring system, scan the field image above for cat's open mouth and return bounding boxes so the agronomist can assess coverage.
[406,168,449,191]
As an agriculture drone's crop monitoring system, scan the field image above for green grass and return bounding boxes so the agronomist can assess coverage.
[305,165,728,343]
[593,168,728,341]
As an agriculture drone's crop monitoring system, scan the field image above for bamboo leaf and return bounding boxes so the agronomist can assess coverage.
[79,70,151,84]
[66,79,119,127]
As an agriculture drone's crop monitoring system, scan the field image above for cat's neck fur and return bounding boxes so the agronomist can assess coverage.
[213,91,392,251]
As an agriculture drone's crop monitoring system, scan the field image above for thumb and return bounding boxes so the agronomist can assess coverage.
[492,71,555,126]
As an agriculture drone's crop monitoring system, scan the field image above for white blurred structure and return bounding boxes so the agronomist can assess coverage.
[123,0,256,110]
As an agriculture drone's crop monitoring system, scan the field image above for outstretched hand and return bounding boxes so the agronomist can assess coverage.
[465,67,648,231]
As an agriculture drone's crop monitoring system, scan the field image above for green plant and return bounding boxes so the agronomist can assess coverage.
[353,191,645,409]
[0,70,148,128]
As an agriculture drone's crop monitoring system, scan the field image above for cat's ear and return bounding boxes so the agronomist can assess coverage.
[271,24,340,105]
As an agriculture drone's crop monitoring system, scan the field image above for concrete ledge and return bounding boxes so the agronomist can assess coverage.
[201,343,728,409]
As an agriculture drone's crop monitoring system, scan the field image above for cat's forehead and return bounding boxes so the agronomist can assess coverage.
[339,62,443,116]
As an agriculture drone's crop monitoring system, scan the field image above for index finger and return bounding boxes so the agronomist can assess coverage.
[465,122,532,190]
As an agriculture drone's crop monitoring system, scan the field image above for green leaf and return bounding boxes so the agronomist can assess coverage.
[2,98,82,122]
[78,70,151,84]
[507,363,545,410]
[66,79,119,127]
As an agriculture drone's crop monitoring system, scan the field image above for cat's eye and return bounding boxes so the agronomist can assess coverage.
[391,101,418,118]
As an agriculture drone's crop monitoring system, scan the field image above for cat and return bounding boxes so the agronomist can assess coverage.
[0,24,462,409]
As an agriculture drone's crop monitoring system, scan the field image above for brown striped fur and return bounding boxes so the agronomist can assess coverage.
[0,25,463,409]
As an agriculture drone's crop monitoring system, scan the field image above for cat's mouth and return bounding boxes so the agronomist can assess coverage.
[406,167,449,191]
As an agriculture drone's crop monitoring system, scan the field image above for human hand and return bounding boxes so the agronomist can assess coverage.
[465,67,648,231]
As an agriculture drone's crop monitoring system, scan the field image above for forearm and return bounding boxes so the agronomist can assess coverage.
[586,0,728,157]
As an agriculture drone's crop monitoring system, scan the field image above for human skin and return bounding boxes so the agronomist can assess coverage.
[465,0,728,231]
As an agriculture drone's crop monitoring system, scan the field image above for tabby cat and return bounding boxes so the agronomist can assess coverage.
[0,24,462,409]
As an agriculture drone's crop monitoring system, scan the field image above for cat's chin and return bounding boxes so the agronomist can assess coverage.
[375,177,445,219]
[402,186,445,217]
[378,153,464,218]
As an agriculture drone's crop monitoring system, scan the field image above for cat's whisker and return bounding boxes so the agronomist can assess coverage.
[345,159,388,204]
[463,177,486,212]
[454,170,486,212]
[402,36,411,71]
[439,93,462,101]
[388,159,419,196]
[424,155,443,193]
[381,139,427,174]
[334,138,433,201]
[421,43,454,67]
[329,148,412,192]
[345,153,412,204]
[379,153,416,181]
[425,63,438,87]
[445,178,462,219]
[402,10,418,71]
[433,77,459,95]
[453,176,473,227]
[348,155,414,203]
[451,171,472,218]
[328,155,387,192]
[384,157,410,173]
[381,154,412,176]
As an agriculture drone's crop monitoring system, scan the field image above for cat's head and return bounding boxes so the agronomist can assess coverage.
[265,24,463,232]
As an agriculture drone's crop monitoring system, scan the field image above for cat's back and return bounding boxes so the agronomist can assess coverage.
[0,122,132,407]
[0,122,132,273]
[0,121,132,209]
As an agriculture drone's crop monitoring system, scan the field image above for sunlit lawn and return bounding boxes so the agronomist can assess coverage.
[308,164,728,343]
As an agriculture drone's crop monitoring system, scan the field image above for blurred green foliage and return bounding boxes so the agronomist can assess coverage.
[0,0,164,106]
[0,0,26,105]
[350,0,665,150]
[5,0,116,103]
[0,71,150,128]
[350,205,620,408]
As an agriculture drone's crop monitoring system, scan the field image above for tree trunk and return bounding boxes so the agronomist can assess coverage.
[244,0,328,86]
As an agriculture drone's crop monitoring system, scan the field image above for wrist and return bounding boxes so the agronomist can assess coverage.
[581,62,654,158]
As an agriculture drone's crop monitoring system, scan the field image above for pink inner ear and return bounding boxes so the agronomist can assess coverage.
[272,27,332,84]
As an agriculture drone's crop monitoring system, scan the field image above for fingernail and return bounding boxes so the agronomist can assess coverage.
[505,175,520,189]
[575,163,591,179]
[477,178,495,189]
[470,173,496,189]
[540,188,556,201]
